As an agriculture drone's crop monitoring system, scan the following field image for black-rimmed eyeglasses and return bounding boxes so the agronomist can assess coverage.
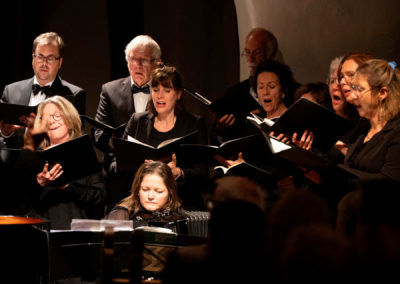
[33,54,61,65]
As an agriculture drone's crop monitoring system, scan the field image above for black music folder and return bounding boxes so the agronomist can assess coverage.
[179,134,267,166]
[264,134,355,181]
[0,102,38,125]
[184,88,230,117]
[214,161,276,188]
[247,98,355,152]
[113,131,199,172]
[80,115,127,135]
[37,134,100,186]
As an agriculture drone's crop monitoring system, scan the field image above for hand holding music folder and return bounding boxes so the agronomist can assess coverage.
[112,131,199,172]
[37,134,100,186]
[80,115,127,135]
[0,102,38,125]
[264,134,355,182]
[179,134,267,166]
[247,98,355,152]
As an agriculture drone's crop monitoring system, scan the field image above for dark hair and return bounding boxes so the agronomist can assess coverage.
[147,65,185,115]
[252,60,298,107]
[118,161,181,216]
[294,82,332,109]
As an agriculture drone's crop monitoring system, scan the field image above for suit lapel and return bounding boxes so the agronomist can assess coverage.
[20,78,35,105]
[122,77,135,114]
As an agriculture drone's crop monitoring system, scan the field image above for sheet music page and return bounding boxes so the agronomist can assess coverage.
[268,137,292,153]
[127,135,155,148]
[248,113,275,127]
[263,117,275,127]
[70,219,134,231]
[135,226,175,234]
[157,136,182,148]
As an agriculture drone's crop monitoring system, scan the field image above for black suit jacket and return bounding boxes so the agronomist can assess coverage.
[342,115,400,184]
[93,76,134,153]
[1,76,86,148]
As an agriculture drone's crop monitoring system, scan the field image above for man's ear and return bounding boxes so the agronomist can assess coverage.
[58,57,63,68]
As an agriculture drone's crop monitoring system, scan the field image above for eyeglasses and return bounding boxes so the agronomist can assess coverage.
[33,54,61,65]
[241,48,265,58]
[40,112,63,122]
[129,57,156,67]
[350,84,375,95]
[329,77,340,85]
[338,71,356,82]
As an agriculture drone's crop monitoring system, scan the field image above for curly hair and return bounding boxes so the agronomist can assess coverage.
[252,60,297,107]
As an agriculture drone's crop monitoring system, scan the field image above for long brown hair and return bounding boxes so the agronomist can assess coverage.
[118,161,181,216]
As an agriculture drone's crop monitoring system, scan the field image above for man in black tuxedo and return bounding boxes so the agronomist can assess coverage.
[93,35,161,211]
[0,32,86,148]
[211,28,291,143]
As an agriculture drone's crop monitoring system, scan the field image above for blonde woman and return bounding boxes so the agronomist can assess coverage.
[32,96,105,229]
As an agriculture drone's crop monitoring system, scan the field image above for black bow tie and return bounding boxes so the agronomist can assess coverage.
[131,84,150,94]
[32,84,50,95]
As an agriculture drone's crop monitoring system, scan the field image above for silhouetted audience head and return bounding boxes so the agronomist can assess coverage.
[278,225,350,284]
[337,179,400,238]
[268,189,332,229]
[211,176,265,210]
[336,189,363,237]
[350,225,400,283]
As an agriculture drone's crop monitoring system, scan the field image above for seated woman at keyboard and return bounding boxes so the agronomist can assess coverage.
[105,161,187,232]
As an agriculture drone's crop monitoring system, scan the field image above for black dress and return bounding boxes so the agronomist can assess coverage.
[122,111,210,210]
